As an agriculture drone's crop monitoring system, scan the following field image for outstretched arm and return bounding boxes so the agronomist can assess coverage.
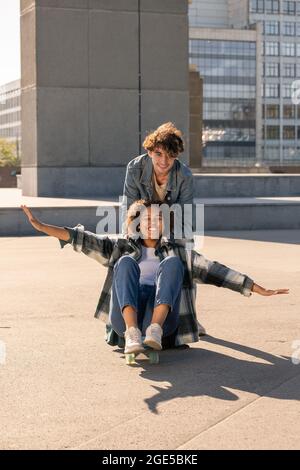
[21,205,70,241]
[191,250,289,297]
[21,205,115,265]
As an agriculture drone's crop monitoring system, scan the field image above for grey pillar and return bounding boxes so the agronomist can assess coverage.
[20,0,189,197]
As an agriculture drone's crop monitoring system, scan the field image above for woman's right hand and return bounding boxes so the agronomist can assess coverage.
[21,205,43,231]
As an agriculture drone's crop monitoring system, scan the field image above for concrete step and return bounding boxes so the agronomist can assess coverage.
[195,197,300,231]
[193,174,300,198]
[2,189,300,235]
[15,172,300,199]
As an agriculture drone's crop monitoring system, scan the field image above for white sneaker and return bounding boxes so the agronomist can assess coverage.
[144,323,163,351]
[124,327,145,354]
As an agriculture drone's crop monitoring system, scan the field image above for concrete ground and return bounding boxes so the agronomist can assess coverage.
[1,230,300,450]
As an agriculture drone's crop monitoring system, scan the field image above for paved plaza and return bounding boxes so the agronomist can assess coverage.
[1,230,300,449]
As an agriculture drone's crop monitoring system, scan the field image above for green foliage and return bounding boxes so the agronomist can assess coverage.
[0,139,21,167]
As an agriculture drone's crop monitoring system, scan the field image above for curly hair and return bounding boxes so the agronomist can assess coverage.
[142,122,185,156]
[126,199,174,238]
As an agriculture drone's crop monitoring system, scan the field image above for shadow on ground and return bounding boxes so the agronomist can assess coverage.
[129,336,300,413]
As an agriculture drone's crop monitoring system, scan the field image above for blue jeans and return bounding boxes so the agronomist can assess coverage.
[109,255,184,338]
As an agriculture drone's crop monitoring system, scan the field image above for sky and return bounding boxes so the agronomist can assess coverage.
[0,0,20,87]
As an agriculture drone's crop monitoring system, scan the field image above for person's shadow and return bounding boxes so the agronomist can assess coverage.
[134,336,300,413]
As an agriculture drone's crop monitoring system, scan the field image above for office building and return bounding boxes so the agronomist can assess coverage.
[0,79,21,145]
[189,0,300,165]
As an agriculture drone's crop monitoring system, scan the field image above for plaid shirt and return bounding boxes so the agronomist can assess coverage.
[59,225,254,347]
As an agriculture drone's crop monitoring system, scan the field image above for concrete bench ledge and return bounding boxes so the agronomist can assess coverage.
[2,189,300,235]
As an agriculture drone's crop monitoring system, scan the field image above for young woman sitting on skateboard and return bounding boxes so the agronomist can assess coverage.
[121,121,206,337]
[21,200,289,356]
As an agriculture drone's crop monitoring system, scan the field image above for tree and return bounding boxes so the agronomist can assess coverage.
[0,139,21,167]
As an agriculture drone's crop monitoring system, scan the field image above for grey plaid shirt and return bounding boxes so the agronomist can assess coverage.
[59,225,254,347]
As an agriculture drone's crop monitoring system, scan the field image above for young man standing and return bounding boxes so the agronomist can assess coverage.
[122,122,193,237]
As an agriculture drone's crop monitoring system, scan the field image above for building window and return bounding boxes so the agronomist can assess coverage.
[250,0,265,13]
[266,104,280,118]
[263,145,280,159]
[298,127,300,138]
[283,84,292,98]
[283,63,295,77]
[265,83,280,97]
[283,104,295,118]
[283,146,297,158]
[265,62,280,76]
[282,1,296,15]
[283,22,296,36]
[265,0,279,13]
[264,21,280,35]
[265,41,279,55]
[266,126,280,139]
[283,126,295,139]
[281,42,295,56]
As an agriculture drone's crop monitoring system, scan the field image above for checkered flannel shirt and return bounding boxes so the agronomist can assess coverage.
[59,225,254,347]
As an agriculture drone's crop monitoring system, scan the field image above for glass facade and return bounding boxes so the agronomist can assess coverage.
[189,0,300,165]
[0,80,21,142]
[189,39,256,164]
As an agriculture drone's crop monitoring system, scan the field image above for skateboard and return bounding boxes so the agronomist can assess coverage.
[125,348,160,365]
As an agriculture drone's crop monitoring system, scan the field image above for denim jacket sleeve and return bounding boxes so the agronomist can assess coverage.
[58,224,115,267]
[191,250,254,297]
[178,173,194,206]
[177,172,194,238]
[121,162,142,236]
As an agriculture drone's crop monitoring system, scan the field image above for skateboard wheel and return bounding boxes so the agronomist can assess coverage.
[149,351,159,364]
[125,353,137,365]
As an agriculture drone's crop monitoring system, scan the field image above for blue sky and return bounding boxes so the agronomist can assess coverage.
[0,0,20,86]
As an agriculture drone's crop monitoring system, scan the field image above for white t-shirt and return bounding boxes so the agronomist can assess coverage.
[138,246,160,286]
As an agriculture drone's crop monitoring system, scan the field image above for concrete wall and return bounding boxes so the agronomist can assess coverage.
[228,0,249,29]
[0,167,19,188]
[20,0,190,197]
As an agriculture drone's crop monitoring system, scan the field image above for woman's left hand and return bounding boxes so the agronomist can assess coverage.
[252,283,289,296]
